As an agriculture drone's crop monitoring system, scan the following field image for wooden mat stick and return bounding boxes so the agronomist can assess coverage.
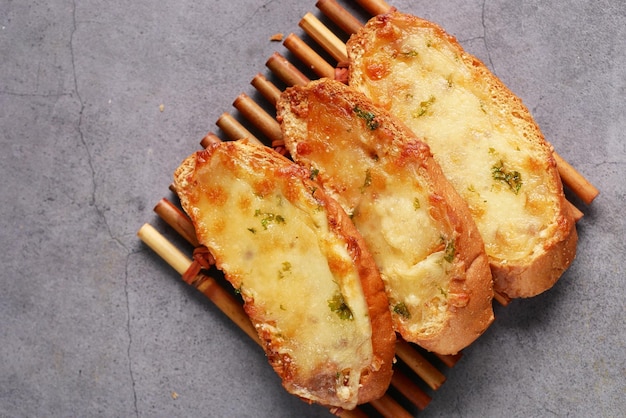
[154,198,199,247]
[338,409,369,418]
[155,198,197,245]
[369,394,414,418]
[390,370,432,411]
[553,151,599,204]
[395,340,446,390]
[249,75,289,149]
[267,53,313,89]
[251,73,282,106]
[199,132,222,149]
[137,223,260,343]
[266,52,310,87]
[299,12,348,63]
[138,223,192,276]
[435,352,463,369]
[283,33,336,79]
[316,0,364,35]
[568,201,584,222]
[356,0,392,16]
[233,93,283,145]
[216,112,262,143]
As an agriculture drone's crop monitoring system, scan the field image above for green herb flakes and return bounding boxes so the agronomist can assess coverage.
[413,96,436,117]
[444,239,456,263]
[278,261,292,280]
[491,161,522,194]
[353,106,379,130]
[393,302,411,319]
[360,169,372,193]
[328,293,354,320]
[254,209,286,229]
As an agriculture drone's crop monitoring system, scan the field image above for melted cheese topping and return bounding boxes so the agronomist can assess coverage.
[179,143,373,408]
[356,183,453,335]
[286,91,455,338]
[353,19,560,263]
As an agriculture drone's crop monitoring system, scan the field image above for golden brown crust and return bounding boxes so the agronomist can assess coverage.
[491,207,578,298]
[174,139,395,407]
[420,154,494,349]
[347,11,577,298]
[277,79,494,354]
[318,179,396,404]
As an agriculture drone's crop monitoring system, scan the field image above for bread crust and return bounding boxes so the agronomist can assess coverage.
[174,139,395,408]
[321,170,396,405]
[347,11,578,298]
[277,79,494,354]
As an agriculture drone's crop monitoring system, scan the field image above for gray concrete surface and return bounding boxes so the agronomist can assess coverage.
[1,0,624,417]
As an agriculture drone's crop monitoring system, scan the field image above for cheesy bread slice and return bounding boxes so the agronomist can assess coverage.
[277,79,494,355]
[173,139,395,410]
[347,12,577,298]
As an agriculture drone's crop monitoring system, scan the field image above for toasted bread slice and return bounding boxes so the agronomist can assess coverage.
[277,79,494,355]
[347,12,577,298]
[174,139,395,409]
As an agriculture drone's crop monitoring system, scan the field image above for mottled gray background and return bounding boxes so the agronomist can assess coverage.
[1,1,624,417]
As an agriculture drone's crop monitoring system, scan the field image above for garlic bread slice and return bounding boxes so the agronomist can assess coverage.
[347,12,577,298]
[174,139,395,409]
[277,79,494,355]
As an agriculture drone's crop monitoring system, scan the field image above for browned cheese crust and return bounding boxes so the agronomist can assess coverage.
[277,79,494,354]
[347,11,578,298]
[173,139,395,409]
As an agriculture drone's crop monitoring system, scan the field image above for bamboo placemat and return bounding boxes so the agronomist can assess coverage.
[138,1,598,416]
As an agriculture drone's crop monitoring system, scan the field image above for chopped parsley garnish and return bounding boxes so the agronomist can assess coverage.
[254,209,286,229]
[491,160,523,194]
[328,293,354,320]
[393,302,411,319]
[414,96,436,117]
[360,169,372,193]
[353,106,379,130]
[278,261,292,280]
[444,239,456,263]
[309,167,319,181]
[413,197,421,210]
[440,236,456,263]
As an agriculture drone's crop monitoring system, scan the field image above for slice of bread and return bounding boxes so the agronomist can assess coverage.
[277,79,494,355]
[347,11,577,298]
[174,139,395,409]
